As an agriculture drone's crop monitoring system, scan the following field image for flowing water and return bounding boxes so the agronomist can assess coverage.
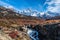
[27,29,39,40]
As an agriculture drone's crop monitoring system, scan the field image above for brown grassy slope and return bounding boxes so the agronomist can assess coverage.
[0,18,60,27]
[0,6,60,27]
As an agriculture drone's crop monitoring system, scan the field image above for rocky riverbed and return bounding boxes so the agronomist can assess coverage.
[0,23,60,40]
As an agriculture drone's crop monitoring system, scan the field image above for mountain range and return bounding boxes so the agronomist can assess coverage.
[17,8,60,19]
[0,6,60,20]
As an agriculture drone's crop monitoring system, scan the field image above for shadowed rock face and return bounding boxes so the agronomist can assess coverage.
[32,23,60,40]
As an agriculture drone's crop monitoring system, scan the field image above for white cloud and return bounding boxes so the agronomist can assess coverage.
[0,0,21,12]
[45,0,60,13]
[0,0,13,8]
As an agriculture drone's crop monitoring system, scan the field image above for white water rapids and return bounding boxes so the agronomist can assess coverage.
[27,29,39,40]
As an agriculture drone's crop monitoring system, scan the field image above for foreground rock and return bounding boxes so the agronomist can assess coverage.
[33,23,60,40]
[0,28,31,40]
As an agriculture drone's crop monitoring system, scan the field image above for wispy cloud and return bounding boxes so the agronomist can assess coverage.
[0,0,21,12]
[0,0,60,17]
[0,0,14,8]
[45,0,60,13]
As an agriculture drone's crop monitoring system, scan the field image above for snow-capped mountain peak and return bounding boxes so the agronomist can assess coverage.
[19,8,60,19]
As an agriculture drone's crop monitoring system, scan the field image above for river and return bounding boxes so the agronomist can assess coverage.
[27,28,39,40]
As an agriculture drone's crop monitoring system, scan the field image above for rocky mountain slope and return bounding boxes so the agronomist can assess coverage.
[0,6,60,40]
[0,6,60,26]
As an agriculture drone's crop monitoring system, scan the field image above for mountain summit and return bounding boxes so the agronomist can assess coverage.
[0,6,60,20]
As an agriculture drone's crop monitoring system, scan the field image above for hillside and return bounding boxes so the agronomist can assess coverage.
[0,6,60,40]
[0,6,60,27]
[0,6,44,26]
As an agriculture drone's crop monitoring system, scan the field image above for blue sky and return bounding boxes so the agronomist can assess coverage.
[0,0,60,16]
[0,0,48,12]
